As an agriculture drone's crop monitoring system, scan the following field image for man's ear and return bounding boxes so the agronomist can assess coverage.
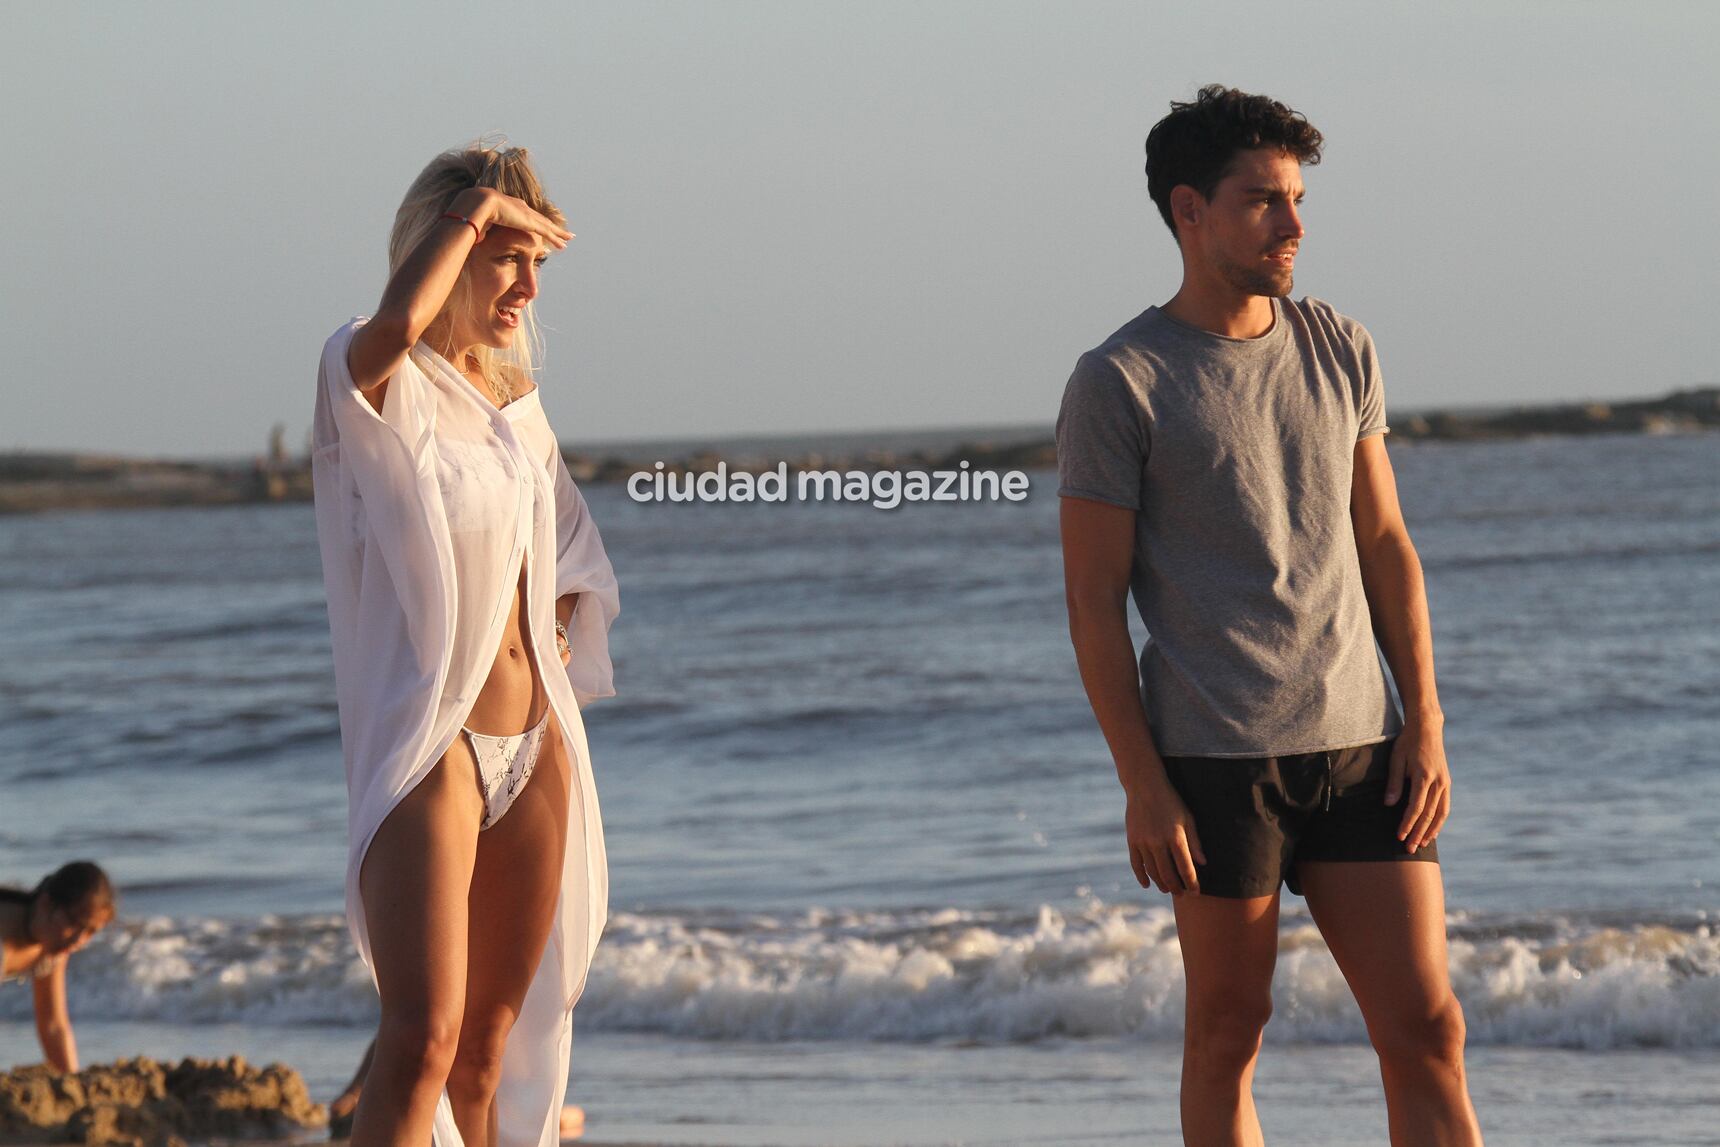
[1170,185,1203,238]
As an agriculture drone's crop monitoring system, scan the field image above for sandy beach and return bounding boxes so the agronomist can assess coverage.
[6,1029,1718,1146]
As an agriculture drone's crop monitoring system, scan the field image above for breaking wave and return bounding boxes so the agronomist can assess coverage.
[10,902,1717,1050]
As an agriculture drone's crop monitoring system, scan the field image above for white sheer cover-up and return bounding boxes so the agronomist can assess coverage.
[311,319,618,1147]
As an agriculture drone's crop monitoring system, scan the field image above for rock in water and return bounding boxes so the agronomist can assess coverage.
[0,1056,326,1147]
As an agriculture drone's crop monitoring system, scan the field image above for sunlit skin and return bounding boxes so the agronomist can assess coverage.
[423,227,551,380]
[1,897,107,969]
[340,186,588,1147]
[1,893,114,1073]
[326,1038,586,1141]
[1163,148,1306,338]
[420,221,564,747]
[1060,145,1480,1143]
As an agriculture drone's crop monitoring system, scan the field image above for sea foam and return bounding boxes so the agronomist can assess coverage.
[8,903,1716,1049]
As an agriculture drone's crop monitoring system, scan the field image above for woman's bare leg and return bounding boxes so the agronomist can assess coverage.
[350,747,484,1147]
[445,713,572,1147]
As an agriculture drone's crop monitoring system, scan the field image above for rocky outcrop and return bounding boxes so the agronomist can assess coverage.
[1394,387,1720,440]
[0,1057,324,1147]
[0,455,308,513]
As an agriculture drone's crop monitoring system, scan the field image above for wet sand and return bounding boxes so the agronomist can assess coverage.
[5,1027,1718,1146]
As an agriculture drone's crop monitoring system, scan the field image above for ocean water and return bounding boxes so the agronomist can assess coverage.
[2,431,1718,1145]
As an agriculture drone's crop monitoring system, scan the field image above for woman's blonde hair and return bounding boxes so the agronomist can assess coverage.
[388,139,565,405]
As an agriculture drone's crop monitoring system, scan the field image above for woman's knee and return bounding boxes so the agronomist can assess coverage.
[445,1015,516,1102]
[375,1008,463,1085]
[1184,993,1273,1073]
[1371,992,1467,1069]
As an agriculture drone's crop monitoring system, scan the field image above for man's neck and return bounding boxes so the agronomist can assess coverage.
[1162,282,1277,339]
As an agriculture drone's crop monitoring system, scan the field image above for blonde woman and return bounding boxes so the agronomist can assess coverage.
[312,144,619,1147]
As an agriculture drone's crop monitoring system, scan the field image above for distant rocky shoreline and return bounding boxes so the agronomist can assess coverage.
[3,387,1714,515]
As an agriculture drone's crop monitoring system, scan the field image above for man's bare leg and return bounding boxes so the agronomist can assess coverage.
[1172,890,1281,1147]
[1297,861,1483,1146]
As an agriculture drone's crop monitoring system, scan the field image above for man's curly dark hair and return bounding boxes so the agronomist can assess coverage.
[1145,85,1324,240]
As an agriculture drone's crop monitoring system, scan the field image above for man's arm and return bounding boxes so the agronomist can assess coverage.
[32,957,78,1073]
[1060,497,1205,895]
[1350,434,1448,853]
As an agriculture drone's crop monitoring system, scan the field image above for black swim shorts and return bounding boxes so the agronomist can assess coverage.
[1158,736,1439,899]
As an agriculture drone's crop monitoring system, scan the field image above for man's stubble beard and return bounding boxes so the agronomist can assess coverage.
[1215,251,1294,299]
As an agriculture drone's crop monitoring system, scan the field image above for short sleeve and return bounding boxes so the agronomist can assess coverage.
[1352,324,1390,441]
[1056,352,1147,510]
[315,318,437,467]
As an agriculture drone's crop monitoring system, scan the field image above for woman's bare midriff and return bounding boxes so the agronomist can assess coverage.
[461,558,547,737]
[448,370,549,740]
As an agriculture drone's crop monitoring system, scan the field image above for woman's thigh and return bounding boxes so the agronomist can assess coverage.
[463,712,572,1030]
[360,743,486,1022]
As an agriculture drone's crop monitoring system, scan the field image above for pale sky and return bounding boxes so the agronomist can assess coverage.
[3,1,1715,457]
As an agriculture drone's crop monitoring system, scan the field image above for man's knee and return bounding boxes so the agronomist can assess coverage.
[1371,993,1467,1069]
[1185,993,1273,1074]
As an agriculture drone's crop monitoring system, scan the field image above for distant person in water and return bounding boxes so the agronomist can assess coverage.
[0,862,117,1073]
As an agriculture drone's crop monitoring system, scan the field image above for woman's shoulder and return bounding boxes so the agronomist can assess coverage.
[0,940,54,984]
[2,952,63,988]
[322,315,370,352]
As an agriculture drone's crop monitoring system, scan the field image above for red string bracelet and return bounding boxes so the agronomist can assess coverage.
[441,211,482,241]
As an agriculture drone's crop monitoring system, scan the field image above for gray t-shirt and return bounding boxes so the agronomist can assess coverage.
[1056,296,1402,758]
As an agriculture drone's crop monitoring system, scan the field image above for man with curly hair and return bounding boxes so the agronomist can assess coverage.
[1057,86,1485,1145]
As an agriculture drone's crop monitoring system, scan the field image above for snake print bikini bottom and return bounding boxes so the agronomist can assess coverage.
[463,709,551,831]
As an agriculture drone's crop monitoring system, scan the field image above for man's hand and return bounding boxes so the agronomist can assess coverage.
[1061,497,1207,895]
[1386,719,1450,853]
[1125,784,1207,895]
